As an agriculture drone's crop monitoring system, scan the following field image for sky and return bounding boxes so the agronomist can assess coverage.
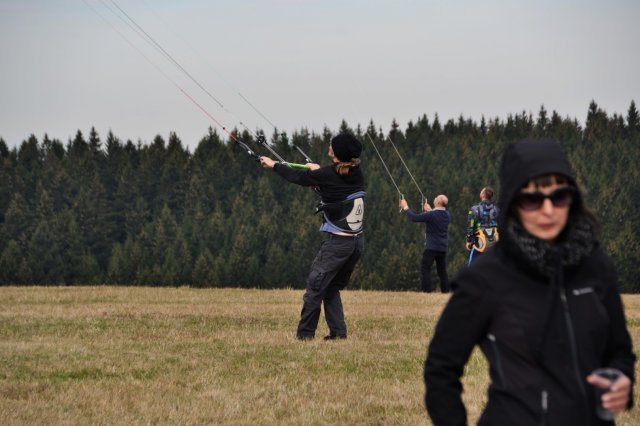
[1,0,639,152]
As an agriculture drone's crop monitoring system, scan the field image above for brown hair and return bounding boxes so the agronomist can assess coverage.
[527,175,569,189]
[334,158,361,176]
[481,187,494,200]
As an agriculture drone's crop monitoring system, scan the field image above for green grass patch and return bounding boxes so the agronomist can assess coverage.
[0,287,637,425]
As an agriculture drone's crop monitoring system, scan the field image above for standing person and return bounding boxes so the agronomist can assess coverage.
[424,138,635,425]
[465,187,499,264]
[259,133,365,341]
[399,195,451,293]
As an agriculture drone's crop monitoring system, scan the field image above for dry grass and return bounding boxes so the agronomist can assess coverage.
[0,287,638,425]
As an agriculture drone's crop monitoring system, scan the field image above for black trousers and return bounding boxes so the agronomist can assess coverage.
[421,249,449,293]
[297,234,364,339]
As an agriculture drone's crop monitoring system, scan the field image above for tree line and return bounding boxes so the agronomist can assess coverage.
[0,100,638,292]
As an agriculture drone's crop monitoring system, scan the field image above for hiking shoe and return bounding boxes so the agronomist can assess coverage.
[323,335,347,340]
[296,335,314,341]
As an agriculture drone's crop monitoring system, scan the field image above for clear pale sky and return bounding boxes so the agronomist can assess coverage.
[1,0,639,151]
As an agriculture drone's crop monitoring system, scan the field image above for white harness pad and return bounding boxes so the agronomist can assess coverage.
[346,197,364,231]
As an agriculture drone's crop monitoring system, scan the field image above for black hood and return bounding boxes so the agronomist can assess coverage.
[498,138,577,227]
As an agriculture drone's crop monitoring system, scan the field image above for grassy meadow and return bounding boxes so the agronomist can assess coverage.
[1,287,639,425]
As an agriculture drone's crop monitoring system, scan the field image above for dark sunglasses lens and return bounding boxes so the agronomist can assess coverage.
[550,188,574,207]
[517,188,575,211]
[518,193,545,210]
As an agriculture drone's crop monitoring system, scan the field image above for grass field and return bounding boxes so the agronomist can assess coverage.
[1,287,638,425]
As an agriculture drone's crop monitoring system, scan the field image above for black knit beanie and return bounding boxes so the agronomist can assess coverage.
[331,134,362,162]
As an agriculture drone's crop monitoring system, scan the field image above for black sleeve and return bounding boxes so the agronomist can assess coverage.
[404,209,429,223]
[599,254,636,408]
[273,162,329,187]
[424,269,492,425]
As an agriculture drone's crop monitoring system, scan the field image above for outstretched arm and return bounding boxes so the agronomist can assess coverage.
[260,156,327,187]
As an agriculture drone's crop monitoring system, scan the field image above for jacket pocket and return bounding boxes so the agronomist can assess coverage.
[307,269,326,291]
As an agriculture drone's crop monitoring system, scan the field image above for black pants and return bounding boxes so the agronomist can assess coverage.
[421,249,449,293]
[297,234,364,339]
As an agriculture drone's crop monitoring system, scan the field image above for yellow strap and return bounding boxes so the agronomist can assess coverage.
[473,231,487,253]
[473,228,499,252]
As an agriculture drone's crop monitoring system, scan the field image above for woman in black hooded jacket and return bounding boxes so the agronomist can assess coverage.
[424,138,635,425]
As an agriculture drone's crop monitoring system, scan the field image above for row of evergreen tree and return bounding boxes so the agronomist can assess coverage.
[1,100,638,291]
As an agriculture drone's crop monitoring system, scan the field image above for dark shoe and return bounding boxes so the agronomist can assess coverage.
[296,335,314,341]
[323,335,347,340]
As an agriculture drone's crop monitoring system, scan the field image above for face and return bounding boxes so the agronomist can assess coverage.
[515,180,573,242]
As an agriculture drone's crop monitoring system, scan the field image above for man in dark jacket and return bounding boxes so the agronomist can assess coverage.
[424,138,635,425]
[400,195,450,293]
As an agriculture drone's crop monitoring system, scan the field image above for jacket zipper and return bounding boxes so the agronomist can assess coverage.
[487,333,505,386]
[559,285,591,426]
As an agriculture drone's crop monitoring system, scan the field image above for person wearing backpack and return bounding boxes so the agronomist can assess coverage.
[466,187,499,264]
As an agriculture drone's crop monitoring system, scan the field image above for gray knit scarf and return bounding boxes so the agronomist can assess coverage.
[504,219,596,278]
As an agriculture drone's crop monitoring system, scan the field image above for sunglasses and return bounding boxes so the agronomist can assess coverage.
[514,187,576,211]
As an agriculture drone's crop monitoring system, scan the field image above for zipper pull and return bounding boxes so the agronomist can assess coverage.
[540,390,548,426]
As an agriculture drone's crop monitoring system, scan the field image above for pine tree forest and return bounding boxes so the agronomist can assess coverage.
[1,101,638,292]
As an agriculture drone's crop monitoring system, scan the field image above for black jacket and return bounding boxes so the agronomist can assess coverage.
[273,162,364,203]
[404,208,451,252]
[424,244,635,425]
[424,139,635,425]
[273,163,365,233]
